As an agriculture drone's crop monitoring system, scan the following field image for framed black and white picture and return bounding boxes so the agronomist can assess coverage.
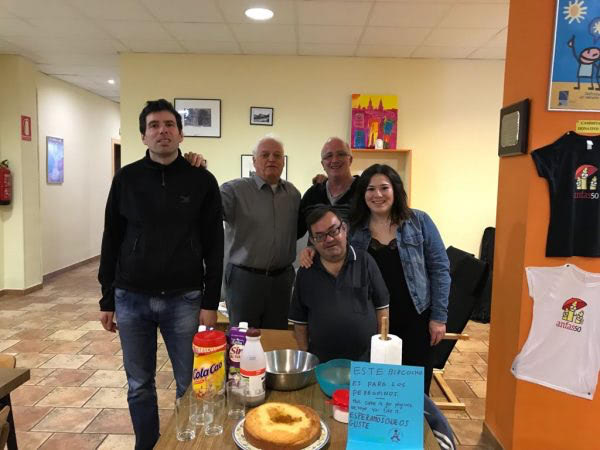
[241,154,287,180]
[250,107,274,126]
[174,98,221,138]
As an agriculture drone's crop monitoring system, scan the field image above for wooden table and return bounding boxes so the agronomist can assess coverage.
[156,330,438,450]
[0,367,30,450]
[0,368,29,399]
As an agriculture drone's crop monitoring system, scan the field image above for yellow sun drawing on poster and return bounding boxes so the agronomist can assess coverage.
[563,0,587,24]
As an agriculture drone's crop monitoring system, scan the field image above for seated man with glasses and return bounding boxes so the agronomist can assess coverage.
[289,206,389,363]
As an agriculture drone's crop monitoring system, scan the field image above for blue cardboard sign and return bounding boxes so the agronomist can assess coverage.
[347,362,424,450]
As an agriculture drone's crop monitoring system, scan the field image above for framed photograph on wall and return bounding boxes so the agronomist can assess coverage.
[174,98,221,137]
[46,136,64,184]
[250,107,274,126]
[241,154,287,180]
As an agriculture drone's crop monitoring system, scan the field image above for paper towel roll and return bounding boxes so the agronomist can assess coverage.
[370,334,403,365]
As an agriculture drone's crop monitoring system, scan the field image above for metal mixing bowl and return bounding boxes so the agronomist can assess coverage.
[265,349,320,391]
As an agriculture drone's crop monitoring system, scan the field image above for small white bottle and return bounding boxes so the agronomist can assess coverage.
[239,328,266,407]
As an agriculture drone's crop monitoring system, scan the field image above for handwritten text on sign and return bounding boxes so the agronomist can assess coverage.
[346,362,423,450]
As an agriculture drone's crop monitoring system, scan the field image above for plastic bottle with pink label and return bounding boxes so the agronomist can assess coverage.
[226,321,248,380]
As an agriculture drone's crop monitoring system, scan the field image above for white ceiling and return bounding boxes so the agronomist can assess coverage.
[0,0,509,103]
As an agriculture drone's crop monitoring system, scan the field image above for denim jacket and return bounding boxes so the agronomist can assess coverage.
[350,209,450,323]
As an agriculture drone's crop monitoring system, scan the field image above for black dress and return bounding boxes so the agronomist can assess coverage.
[368,237,433,393]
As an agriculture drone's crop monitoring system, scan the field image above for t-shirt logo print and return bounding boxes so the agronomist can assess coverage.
[556,297,587,332]
[574,165,599,199]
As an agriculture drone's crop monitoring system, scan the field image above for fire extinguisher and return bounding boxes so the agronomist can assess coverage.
[0,160,12,205]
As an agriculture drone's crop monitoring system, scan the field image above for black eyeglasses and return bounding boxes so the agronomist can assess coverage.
[322,151,350,161]
[311,223,344,243]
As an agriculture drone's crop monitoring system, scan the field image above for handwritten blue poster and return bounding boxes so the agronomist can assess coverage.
[549,0,600,111]
[347,362,423,450]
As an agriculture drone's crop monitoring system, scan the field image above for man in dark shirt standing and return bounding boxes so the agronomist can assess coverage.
[289,207,389,362]
[98,99,223,450]
[297,137,358,239]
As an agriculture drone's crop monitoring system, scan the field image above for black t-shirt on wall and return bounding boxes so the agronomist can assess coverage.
[532,132,600,257]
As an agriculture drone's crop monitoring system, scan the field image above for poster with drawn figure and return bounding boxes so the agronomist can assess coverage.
[549,0,600,111]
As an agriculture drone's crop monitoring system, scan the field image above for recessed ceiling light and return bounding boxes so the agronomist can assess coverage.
[245,7,273,21]
[107,79,115,85]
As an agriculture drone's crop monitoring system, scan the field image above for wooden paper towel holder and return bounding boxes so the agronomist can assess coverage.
[380,316,390,341]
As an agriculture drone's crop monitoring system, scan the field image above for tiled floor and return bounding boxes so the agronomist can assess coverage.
[429,321,498,449]
[0,261,497,449]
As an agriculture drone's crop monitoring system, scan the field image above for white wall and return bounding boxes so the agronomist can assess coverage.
[0,55,42,290]
[121,54,504,254]
[37,74,120,275]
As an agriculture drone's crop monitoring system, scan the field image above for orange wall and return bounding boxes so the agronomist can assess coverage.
[486,1,600,449]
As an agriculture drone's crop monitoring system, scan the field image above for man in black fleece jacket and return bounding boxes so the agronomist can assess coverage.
[98,99,223,450]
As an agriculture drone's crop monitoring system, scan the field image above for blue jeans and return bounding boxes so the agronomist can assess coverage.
[115,288,201,450]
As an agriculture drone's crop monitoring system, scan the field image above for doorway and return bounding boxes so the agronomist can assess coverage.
[111,139,121,175]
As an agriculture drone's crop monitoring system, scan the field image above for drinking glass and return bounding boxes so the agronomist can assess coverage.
[190,392,205,426]
[226,378,246,419]
[203,392,226,436]
[175,395,196,441]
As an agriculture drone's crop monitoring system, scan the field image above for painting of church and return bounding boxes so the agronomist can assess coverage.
[351,94,398,149]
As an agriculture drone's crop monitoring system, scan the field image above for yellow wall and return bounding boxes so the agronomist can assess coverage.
[37,74,120,275]
[0,55,120,290]
[121,54,504,254]
[0,58,10,290]
[0,55,42,290]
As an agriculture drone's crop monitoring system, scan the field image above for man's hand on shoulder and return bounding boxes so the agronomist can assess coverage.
[199,309,217,328]
[184,152,207,168]
[299,247,316,269]
[100,311,117,333]
[312,174,327,185]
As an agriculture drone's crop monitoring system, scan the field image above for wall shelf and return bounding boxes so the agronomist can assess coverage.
[350,148,412,204]
[351,148,411,153]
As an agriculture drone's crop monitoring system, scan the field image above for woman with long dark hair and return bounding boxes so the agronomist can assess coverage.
[350,164,450,393]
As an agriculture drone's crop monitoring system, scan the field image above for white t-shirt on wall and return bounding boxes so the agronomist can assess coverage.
[511,264,600,400]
